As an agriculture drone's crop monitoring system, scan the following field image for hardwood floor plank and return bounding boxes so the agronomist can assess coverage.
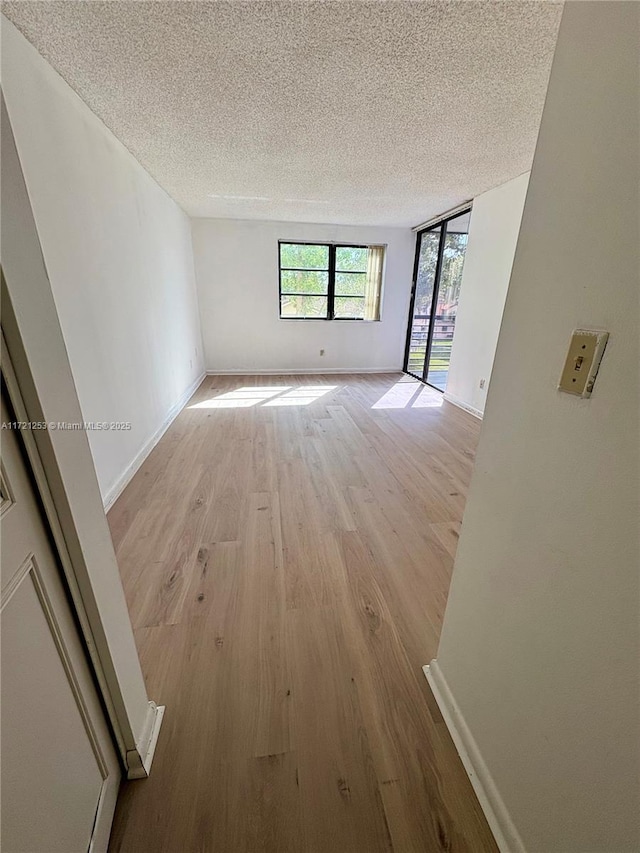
[244,491,291,758]
[107,373,497,853]
[337,530,490,852]
[300,437,357,533]
[279,457,347,610]
[429,521,462,560]
[231,752,302,853]
[288,605,393,853]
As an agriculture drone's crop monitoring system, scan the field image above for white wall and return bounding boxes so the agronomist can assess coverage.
[433,3,639,851]
[192,218,415,373]
[2,91,157,780]
[445,173,529,416]
[1,18,205,506]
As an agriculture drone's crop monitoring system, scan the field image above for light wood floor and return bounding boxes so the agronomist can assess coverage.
[107,374,496,853]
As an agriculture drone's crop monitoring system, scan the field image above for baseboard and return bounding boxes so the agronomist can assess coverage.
[423,660,524,853]
[103,371,205,511]
[125,700,166,780]
[205,367,401,375]
[443,392,484,420]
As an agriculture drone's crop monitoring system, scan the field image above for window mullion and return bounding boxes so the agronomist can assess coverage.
[327,244,336,320]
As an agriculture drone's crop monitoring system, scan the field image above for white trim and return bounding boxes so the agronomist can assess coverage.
[2,339,121,851]
[125,701,166,780]
[423,661,525,853]
[205,367,401,376]
[87,778,119,853]
[1,331,126,762]
[412,201,473,232]
[103,371,205,511]
[443,391,484,420]
[28,555,110,780]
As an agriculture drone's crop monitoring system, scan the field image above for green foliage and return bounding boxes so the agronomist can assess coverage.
[280,270,328,294]
[280,243,329,270]
[439,234,468,314]
[279,243,369,319]
[335,272,366,296]
[414,230,468,316]
[336,247,368,272]
[408,339,452,372]
[280,294,327,318]
[414,230,440,314]
[335,297,365,319]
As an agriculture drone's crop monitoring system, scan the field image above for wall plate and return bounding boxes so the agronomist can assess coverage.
[558,329,609,397]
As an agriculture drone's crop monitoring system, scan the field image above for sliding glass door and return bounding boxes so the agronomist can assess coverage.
[404,210,470,390]
[405,225,441,377]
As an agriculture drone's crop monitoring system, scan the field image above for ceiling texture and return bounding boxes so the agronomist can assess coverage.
[3,1,563,227]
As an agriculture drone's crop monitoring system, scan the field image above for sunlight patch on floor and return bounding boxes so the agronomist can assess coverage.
[371,377,443,410]
[189,387,290,408]
[371,377,421,409]
[411,384,444,408]
[189,385,337,409]
[262,386,337,407]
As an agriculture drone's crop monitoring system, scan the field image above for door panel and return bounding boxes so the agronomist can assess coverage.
[2,570,105,852]
[1,389,120,853]
[406,226,441,378]
[404,211,470,390]
[426,212,470,390]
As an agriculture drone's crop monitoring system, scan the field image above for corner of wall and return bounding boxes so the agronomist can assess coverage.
[423,661,525,853]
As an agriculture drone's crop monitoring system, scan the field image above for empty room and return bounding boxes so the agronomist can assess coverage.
[1,2,638,852]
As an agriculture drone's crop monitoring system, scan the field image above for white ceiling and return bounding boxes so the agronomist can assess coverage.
[3,1,562,227]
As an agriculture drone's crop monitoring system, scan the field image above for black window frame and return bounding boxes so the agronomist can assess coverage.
[278,241,371,321]
[403,207,472,388]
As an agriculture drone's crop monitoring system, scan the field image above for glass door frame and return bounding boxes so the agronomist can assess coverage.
[403,207,472,389]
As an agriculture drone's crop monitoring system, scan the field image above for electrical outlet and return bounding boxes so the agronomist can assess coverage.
[479,378,486,389]
[558,329,609,397]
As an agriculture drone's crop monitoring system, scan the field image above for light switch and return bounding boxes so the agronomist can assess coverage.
[558,329,609,397]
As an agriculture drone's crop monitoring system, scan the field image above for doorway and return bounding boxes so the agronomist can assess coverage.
[404,209,471,390]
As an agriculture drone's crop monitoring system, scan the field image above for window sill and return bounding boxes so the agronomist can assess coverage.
[278,317,381,323]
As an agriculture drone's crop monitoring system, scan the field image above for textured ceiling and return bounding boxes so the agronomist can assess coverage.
[2,1,562,227]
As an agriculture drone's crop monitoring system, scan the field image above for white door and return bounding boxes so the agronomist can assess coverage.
[1,388,121,853]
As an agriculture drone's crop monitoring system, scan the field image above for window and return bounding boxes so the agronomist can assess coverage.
[404,209,471,391]
[279,242,385,320]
